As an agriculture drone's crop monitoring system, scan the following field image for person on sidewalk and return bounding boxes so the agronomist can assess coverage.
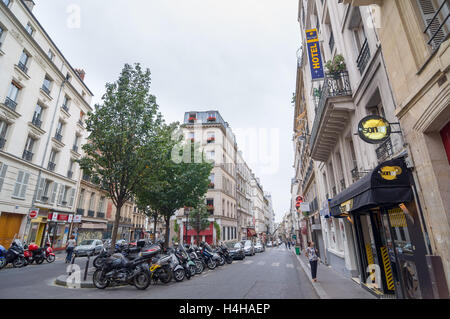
[305,241,319,282]
[284,240,288,249]
[287,240,291,249]
[65,235,76,263]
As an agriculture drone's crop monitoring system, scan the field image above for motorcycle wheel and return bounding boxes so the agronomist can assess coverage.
[174,269,185,282]
[13,257,26,268]
[159,267,172,284]
[194,260,204,274]
[35,257,45,265]
[0,258,6,269]
[218,256,225,266]
[226,256,233,264]
[93,256,105,269]
[207,259,216,270]
[46,255,55,263]
[189,265,196,277]
[133,271,151,290]
[93,269,109,289]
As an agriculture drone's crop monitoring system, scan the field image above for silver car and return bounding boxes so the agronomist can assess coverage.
[73,239,104,257]
[254,242,265,253]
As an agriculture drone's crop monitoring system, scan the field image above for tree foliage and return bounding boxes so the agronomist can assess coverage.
[188,202,211,245]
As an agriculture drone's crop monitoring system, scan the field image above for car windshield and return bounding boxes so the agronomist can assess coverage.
[233,243,242,249]
[80,240,94,245]
[243,241,251,247]
[225,242,236,248]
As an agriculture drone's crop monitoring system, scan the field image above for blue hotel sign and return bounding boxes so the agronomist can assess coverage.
[306,29,324,80]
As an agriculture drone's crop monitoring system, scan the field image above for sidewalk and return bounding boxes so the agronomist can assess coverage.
[292,249,376,299]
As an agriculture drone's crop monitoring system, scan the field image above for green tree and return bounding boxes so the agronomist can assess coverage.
[214,222,221,245]
[135,125,213,248]
[78,63,162,252]
[188,203,211,245]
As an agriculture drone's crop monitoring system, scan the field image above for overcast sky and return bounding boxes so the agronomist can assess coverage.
[33,0,301,223]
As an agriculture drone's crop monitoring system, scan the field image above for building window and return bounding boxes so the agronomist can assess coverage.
[62,95,70,112]
[42,75,52,95]
[0,25,4,48]
[12,170,30,199]
[416,0,450,50]
[48,149,57,171]
[22,136,35,161]
[47,49,54,61]
[0,161,8,193]
[2,0,11,8]
[73,134,80,153]
[77,189,85,209]
[89,192,96,211]
[5,82,20,111]
[31,103,43,128]
[55,120,63,142]
[207,132,215,143]
[18,50,30,74]
[0,119,8,150]
[25,23,34,36]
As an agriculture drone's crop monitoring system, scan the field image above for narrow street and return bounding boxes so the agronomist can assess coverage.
[0,247,317,299]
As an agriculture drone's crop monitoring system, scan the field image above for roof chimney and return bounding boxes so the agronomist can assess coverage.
[23,0,35,12]
[75,69,86,81]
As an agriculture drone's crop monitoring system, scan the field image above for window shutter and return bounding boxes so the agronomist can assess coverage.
[68,188,75,207]
[13,171,24,197]
[57,184,64,205]
[50,182,58,204]
[36,177,45,201]
[19,172,30,198]
[0,163,8,192]
[417,0,446,49]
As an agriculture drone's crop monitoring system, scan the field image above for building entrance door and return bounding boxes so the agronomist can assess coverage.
[0,213,23,248]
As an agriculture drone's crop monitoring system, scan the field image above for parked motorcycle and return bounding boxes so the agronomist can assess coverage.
[167,248,187,282]
[218,243,233,264]
[0,245,6,269]
[149,253,172,284]
[199,242,220,270]
[92,248,157,290]
[186,244,204,274]
[24,243,45,265]
[44,243,55,263]
[176,244,197,277]
[3,239,26,268]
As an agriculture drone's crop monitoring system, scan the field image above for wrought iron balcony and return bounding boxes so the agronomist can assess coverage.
[97,212,105,219]
[17,61,28,74]
[356,39,371,75]
[61,104,69,113]
[0,137,6,150]
[4,97,17,111]
[375,137,394,163]
[77,119,84,127]
[76,208,84,215]
[41,84,51,95]
[88,210,95,217]
[22,150,33,161]
[424,0,450,50]
[67,170,73,179]
[47,162,56,171]
[31,116,42,128]
[54,132,63,142]
[41,195,49,202]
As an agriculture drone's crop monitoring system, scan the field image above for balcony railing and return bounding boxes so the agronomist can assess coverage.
[54,132,63,142]
[31,116,42,128]
[4,97,17,111]
[88,210,95,217]
[62,104,69,113]
[17,61,28,74]
[375,137,394,163]
[310,71,352,148]
[424,0,450,50]
[97,212,105,219]
[67,170,73,179]
[78,119,84,127]
[22,150,33,161]
[72,145,79,153]
[82,174,91,182]
[208,182,215,189]
[41,85,51,95]
[356,39,371,75]
[0,137,6,150]
[47,162,56,171]
[76,208,84,215]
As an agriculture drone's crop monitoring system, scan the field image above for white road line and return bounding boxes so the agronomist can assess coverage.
[243,260,253,265]
[286,263,294,268]
[257,261,266,265]
[271,262,280,267]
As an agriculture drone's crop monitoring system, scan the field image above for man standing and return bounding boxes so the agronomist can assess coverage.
[288,240,291,249]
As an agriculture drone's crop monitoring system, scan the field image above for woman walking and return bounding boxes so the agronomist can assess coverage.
[305,241,319,282]
[65,235,76,263]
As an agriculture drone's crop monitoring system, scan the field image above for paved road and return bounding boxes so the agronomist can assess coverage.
[0,246,318,299]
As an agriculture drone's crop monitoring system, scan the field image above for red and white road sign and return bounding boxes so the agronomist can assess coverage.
[29,210,38,218]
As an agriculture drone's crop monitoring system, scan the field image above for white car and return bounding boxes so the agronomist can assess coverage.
[74,239,104,257]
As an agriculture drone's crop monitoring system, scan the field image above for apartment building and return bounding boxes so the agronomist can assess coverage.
[250,175,266,241]
[177,111,238,245]
[0,0,93,249]
[341,0,450,298]
[236,150,253,240]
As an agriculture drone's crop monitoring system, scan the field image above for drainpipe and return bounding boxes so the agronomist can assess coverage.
[24,78,67,244]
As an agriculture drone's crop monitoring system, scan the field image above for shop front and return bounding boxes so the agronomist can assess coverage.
[329,157,433,299]
[184,222,213,245]
[45,212,74,251]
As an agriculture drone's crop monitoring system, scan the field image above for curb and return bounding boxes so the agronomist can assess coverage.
[54,274,95,288]
[292,251,330,299]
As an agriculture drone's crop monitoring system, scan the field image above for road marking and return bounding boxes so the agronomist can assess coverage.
[271,262,280,267]
[243,260,253,265]
[257,261,266,265]
[286,263,294,268]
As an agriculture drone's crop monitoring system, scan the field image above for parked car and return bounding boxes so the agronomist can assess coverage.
[254,242,265,253]
[241,240,255,256]
[73,239,104,257]
[226,241,245,260]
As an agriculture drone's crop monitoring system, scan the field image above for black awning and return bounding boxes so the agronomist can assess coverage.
[329,157,414,216]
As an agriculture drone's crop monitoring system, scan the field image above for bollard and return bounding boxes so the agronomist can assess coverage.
[84,253,90,281]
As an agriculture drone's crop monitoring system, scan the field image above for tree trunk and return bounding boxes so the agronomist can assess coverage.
[110,204,122,254]
[164,216,170,249]
[153,214,157,241]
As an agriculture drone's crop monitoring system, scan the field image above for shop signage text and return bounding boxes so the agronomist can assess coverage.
[306,29,324,80]
[357,115,391,144]
[379,166,402,180]
[48,212,73,223]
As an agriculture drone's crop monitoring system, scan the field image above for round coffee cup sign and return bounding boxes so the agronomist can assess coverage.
[358,115,391,144]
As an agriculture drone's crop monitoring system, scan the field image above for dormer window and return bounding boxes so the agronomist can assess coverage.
[207,112,216,122]
[25,23,34,36]
[47,49,55,61]
[188,113,197,123]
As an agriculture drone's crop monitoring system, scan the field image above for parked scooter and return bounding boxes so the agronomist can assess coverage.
[44,242,56,263]
[199,242,221,269]
[217,243,233,264]
[0,245,7,269]
[166,247,187,282]
[2,239,26,268]
[186,244,205,274]
[176,244,197,277]
[23,243,45,265]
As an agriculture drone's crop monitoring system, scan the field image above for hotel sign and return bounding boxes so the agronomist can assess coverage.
[306,29,324,80]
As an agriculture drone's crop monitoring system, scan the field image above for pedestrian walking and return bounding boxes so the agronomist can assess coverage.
[287,241,291,249]
[65,235,76,263]
[305,241,319,282]
[284,240,287,248]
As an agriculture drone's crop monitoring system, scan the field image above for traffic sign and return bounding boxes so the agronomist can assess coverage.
[29,209,38,219]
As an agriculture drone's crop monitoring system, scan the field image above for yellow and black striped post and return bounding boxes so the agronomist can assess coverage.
[380,246,395,291]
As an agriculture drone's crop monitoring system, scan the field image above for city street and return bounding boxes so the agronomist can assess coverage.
[0,247,318,299]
